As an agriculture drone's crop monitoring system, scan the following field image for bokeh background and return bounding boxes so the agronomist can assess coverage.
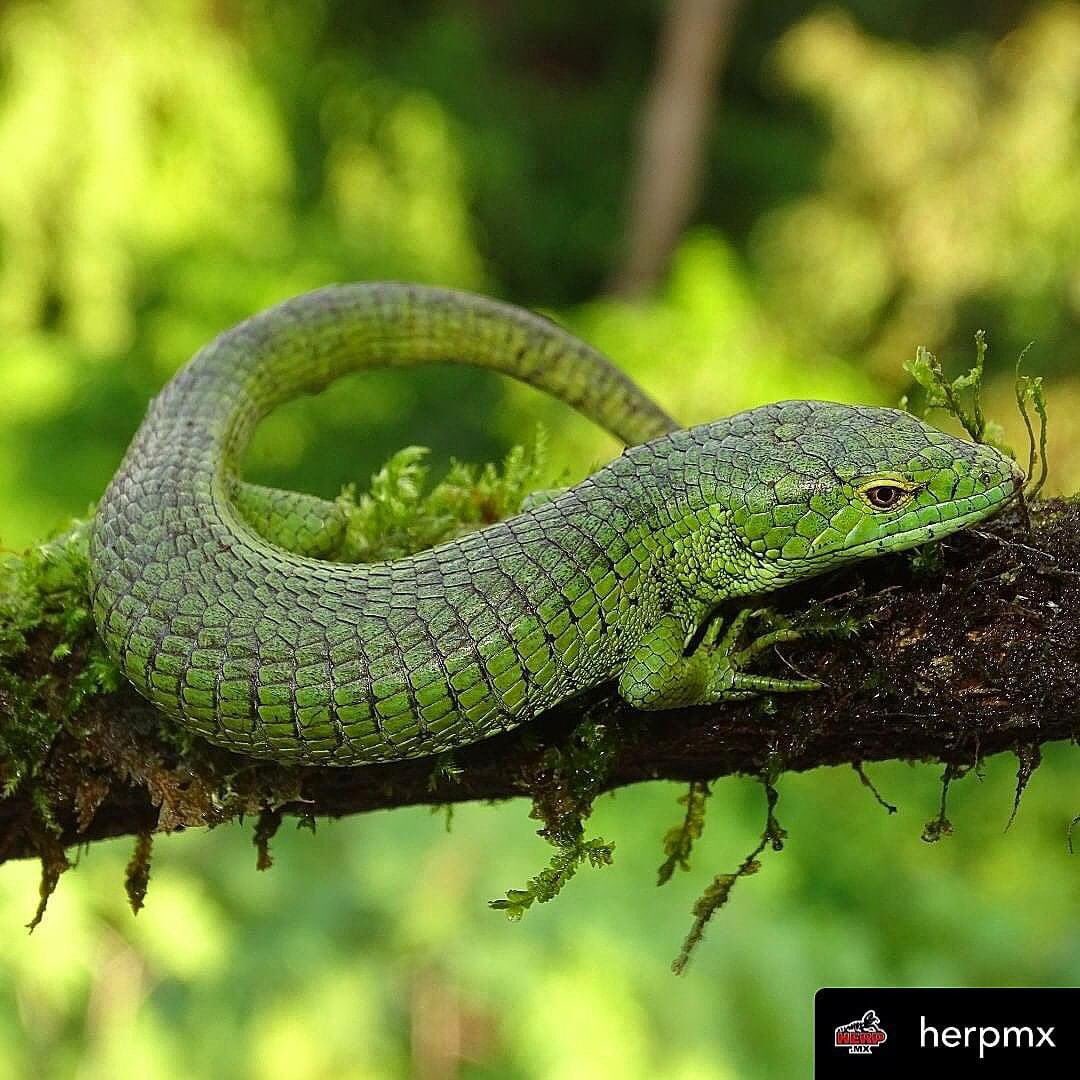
[1,1,1078,1076]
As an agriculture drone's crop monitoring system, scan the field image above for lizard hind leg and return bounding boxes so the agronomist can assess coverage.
[617,610,822,711]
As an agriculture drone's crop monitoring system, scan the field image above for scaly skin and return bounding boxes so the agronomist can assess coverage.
[88,284,1023,765]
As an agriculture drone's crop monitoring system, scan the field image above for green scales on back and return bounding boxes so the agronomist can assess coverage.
[88,284,1023,764]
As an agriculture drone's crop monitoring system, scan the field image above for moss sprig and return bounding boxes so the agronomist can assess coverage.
[488,831,615,921]
[657,781,711,886]
[673,770,786,975]
[904,331,1050,499]
[903,331,1009,453]
[921,762,974,843]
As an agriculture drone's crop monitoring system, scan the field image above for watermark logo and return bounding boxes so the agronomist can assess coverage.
[834,1010,888,1055]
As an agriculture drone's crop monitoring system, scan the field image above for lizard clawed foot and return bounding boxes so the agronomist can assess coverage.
[696,607,823,702]
[618,608,825,711]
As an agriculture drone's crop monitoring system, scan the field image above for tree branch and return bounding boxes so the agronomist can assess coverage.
[1,500,1077,873]
[609,0,743,297]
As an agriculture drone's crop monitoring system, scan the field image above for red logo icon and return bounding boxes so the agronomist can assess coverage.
[834,1010,888,1055]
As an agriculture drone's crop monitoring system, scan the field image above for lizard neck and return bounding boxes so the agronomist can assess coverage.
[583,428,771,619]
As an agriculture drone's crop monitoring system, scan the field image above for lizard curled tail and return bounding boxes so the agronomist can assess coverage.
[88,284,678,763]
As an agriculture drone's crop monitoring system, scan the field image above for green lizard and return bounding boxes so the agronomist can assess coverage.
[88,284,1023,764]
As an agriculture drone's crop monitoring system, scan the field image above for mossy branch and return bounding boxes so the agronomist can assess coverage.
[2,497,1078,873]
[1,427,1078,950]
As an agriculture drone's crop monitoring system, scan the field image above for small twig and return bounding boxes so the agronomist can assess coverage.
[1005,745,1041,833]
[852,762,898,815]
[1016,344,1038,485]
[922,763,970,843]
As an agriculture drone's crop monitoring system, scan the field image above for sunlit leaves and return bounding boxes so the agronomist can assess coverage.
[759,5,1080,378]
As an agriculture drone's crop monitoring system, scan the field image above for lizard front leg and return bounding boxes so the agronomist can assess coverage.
[617,610,822,711]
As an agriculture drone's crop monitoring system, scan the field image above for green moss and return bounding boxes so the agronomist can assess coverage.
[0,520,119,793]
[904,331,1007,451]
[673,770,786,975]
[656,781,711,886]
[489,832,615,921]
[338,428,548,563]
[1015,352,1050,498]
[487,712,634,919]
[904,331,1050,501]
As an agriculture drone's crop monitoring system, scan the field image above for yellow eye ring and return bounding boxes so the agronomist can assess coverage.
[856,477,919,512]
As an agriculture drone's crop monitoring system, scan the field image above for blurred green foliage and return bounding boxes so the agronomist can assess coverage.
[755,4,1080,380]
[0,1,1076,1076]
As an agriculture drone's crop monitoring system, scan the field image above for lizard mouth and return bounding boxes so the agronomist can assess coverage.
[829,502,1004,561]
[784,482,1022,568]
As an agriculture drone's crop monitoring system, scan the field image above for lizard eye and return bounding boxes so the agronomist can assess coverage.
[862,483,909,511]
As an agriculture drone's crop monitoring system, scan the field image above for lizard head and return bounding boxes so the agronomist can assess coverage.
[718,400,1024,588]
